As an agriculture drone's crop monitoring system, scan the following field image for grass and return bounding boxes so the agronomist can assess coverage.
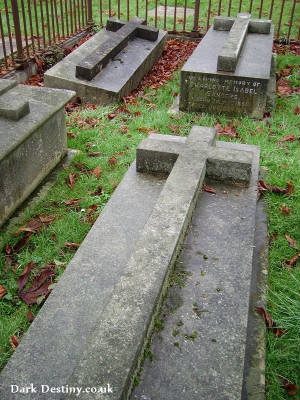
[0,44,300,398]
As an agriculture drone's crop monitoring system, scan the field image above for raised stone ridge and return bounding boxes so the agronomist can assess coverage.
[76,17,159,80]
[215,13,271,72]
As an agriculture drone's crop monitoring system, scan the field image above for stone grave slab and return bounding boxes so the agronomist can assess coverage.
[0,126,261,400]
[44,17,166,104]
[148,6,194,18]
[0,79,75,227]
[179,13,274,119]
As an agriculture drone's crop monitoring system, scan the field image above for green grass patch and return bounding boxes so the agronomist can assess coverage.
[0,47,299,399]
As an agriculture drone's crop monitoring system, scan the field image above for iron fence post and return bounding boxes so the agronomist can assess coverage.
[11,0,27,66]
[87,0,93,25]
[191,0,200,37]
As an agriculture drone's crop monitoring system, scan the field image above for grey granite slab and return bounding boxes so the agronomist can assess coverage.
[44,27,166,104]
[0,163,166,399]
[132,142,261,400]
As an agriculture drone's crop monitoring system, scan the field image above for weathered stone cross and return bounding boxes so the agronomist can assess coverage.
[76,17,159,81]
[214,13,271,72]
[0,80,29,120]
[137,126,253,184]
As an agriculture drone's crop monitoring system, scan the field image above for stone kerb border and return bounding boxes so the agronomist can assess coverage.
[0,126,259,399]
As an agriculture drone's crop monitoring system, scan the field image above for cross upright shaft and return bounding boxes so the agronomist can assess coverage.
[76,17,159,81]
[214,13,271,73]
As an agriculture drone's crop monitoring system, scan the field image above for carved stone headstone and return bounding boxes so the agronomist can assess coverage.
[45,17,166,104]
[0,80,75,226]
[179,13,274,119]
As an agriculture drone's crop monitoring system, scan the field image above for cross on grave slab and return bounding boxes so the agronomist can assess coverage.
[0,80,30,121]
[214,13,271,72]
[76,17,159,81]
[136,126,253,184]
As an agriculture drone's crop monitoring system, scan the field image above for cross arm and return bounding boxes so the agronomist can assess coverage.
[136,131,253,184]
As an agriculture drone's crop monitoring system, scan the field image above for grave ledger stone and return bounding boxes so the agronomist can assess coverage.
[44,17,166,104]
[0,126,260,400]
[0,79,75,227]
[179,13,274,119]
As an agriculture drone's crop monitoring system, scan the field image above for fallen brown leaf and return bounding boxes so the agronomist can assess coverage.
[0,285,7,299]
[203,185,217,194]
[285,254,300,268]
[86,204,97,217]
[255,306,286,337]
[66,173,77,189]
[294,106,300,115]
[13,233,32,254]
[285,233,298,250]
[18,262,36,292]
[88,152,103,157]
[64,198,80,206]
[279,205,290,215]
[281,379,298,396]
[93,165,102,179]
[27,309,35,323]
[64,242,80,250]
[10,335,20,350]
[278,135,296,143]
[108,157,117,168]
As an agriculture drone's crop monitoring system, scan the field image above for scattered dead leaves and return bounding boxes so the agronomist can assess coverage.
[214,122,240,139]
[255,306,286,337]
[258,180,294,196]
[18,263,56,306]
[27,309,35,323]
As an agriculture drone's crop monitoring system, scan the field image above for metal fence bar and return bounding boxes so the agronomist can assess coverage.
[99,0,103,27]
[73,0,77,31]
[27,0,35,51]
[65,0,69,36]
[108,0,111,17]
[287,0,296,40]
[136,0,139,17]
[4,0,15,62]
[50,0,56,42]
[217,0,222,15]
[11,0,26,62]
[77,0,81,30]
[238,0,242,13]
[54,0,61,40]
[127,0,129,21]
[173,0,178,31]
[249,0,253,13]
[69,0,74,33]
[0,13,8,66]
[33,0,41,50]
[191,0,200,36]
[60,0,65,38]
[207,0,212,31]
[20,0,30,54]
[44,0,52,44]
[145,0,148,23]
[163,0,167,30]
[277,0,286,39]
[258,0,263,19]
[228,0,232,16]
[154,0,158,27]
[117,0,120,19]
[183,0,187,31]
[39,0,46,47]
[269,0,275,19]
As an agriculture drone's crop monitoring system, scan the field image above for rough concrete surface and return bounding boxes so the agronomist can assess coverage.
[179,23,274,118]
[0,83,75,226]
[44,27,166,104]
[132,143,261,400]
